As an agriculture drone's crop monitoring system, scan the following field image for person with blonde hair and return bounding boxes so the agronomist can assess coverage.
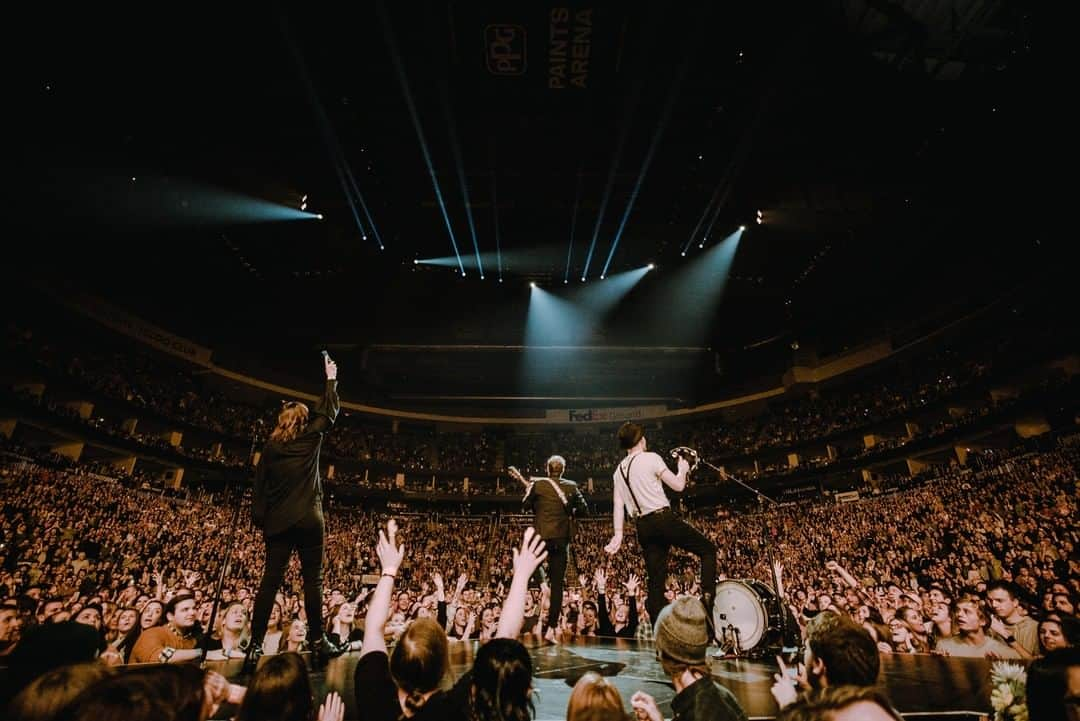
[247,353,347,670]
[567,672,630,721]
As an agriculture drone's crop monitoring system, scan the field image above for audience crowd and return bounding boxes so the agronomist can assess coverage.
[0,429,1076,718]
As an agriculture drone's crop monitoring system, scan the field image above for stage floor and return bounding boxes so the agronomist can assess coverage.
[209,636,995,720]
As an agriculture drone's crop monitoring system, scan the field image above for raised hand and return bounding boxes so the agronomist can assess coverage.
[770,656,799,709]
[433,572,445,593]
[324,354,338,381]
[318,691,345,721]
[512,527,548,579]
[456,573,469,591]
[594,568,607,593]
[377,519,405,575]
[507,466,527,485]
[825,560,839,572]
[624,573,640,594]
[631,691,663,721]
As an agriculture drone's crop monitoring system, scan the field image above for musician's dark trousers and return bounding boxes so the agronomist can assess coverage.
[251,511,326,645]
[637,509,717,623]
[542,538,569,629]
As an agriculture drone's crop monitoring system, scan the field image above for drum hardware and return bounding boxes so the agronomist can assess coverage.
[673,448,800,655]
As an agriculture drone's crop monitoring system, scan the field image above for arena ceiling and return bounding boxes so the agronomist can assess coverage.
[14,2,1045,382]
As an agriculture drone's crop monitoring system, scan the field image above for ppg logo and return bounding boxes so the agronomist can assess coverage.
[485,25,526,75]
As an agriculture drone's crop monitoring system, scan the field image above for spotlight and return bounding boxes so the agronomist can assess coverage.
[581,277,586,282]
[362,234,368,241]
[413,259,419,264]
[739,225,746,231]
[647,263,655,270]
[480,275,485,280]
[499,278,503,283]
[316,214,324,220]
[300,202,307,210]
[699,243,704,249]
[600,275,606,280]
[529,281,536,288]
[564,279,569,284]
[681,251,686,257]
[302,194,308,203]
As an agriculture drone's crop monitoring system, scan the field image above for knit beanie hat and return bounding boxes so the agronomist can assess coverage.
[654,596,709,665]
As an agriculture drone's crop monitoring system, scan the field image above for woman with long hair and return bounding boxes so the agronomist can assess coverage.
[283,619,309,654]
[328,603,363,652]
[354,521,546,721]
[206,602,250,661]
[236,652,344,721]
[139,600,165,631]
[247,353,348,670]
[567,672,630,721]
[1038,613,1080,655]
[262,602,285,655]
[103,606,140,665]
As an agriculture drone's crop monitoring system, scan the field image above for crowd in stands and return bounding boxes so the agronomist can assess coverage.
[0,425,1076,718]
[7,319,1072,490]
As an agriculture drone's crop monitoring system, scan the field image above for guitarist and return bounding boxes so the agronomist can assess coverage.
[508,456,589,642]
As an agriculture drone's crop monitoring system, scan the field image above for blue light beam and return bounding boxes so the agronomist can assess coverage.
[378,1,464,274]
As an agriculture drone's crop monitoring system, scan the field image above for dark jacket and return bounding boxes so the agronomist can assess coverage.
[671,675,748,721]
[522,477,589,541]
[253,380,339,535]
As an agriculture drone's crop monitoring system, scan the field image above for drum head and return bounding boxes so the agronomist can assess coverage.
[712,580,768,650]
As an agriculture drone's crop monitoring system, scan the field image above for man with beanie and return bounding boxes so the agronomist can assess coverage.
[605,422,717,631]
[631,596,748,721]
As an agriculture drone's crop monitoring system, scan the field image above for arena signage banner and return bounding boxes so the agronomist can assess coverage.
[58,293,214,365]
[547,405,667,423]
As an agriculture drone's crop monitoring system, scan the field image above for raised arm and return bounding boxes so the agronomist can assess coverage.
[659,456,690,492]
[360,519,405,657]
[306,355,340,435]
[496,527,547,639]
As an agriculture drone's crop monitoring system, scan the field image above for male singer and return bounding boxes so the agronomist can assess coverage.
[604,422,717,631]
[247,352,348,669]
[509,455,589,642]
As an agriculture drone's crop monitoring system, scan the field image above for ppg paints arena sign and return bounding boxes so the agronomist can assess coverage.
[547,8,593,89]
[484,7,597,90]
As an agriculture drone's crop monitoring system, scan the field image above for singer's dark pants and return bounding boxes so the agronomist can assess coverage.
[542,538,569,630]
[637,509,717,623]
[251,511,326,645]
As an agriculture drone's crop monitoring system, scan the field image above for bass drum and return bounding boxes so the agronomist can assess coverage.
[711,579,784,655]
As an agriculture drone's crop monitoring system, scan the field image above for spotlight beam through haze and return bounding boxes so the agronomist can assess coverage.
[564,164,584,284]
[378,1,465,274]
[280,15,379,246]
[442,80,484,278]
[600,22,697,278]
[581,82,643,281]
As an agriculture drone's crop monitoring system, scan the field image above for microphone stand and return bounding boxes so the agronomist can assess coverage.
[692,455,799,656]
[201,418,262,660]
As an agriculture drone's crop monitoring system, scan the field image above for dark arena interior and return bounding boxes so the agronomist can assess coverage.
[4,4,1071,721]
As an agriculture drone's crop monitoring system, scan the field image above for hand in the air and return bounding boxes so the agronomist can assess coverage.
[594,568,606,593]
[324,354,338,380]
[512,528,547,578]
[318,691,345,721]
[377,519,404,575]
[624,573,641,594]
